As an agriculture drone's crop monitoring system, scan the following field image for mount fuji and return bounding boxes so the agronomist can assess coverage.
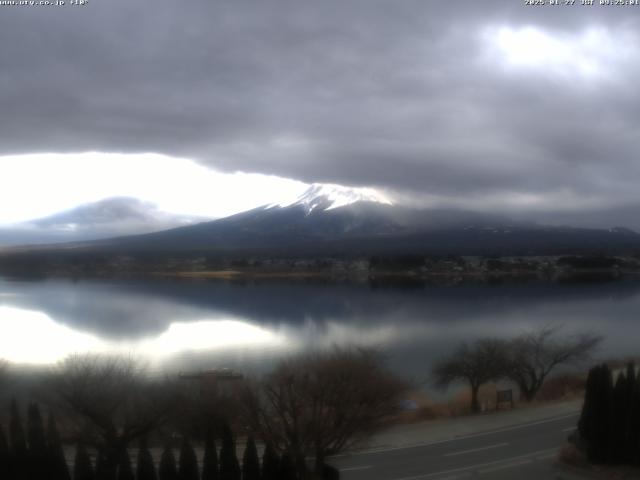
[275,183,393,214]
[54,184,639,256]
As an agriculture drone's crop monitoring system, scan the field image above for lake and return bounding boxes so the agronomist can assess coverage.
[0,275,639,385]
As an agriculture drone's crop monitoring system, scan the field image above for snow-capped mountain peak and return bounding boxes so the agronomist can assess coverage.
[281,183,393,214]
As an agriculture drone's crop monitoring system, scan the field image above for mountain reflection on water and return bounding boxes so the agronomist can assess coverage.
[1,276,639,382]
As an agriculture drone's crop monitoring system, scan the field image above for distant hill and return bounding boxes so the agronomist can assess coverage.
[0,197,206,247]
[45,185,640,257]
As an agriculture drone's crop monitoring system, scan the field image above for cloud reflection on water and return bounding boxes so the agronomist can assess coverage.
[2,277,640,378]
[0,306,105,364]
[0,306,407,366]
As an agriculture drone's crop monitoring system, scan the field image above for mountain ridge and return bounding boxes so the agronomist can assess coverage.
[2,185,639,257]
[55,203,640,257]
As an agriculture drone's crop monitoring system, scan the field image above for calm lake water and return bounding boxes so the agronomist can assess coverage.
[0,276,639,384]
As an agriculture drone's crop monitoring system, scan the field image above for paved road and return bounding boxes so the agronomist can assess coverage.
[331,412,585,480]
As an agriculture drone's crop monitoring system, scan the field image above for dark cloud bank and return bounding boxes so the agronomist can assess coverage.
[1,1,639,227]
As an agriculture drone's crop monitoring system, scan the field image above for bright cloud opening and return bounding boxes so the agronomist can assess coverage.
[485,25,634,80]
[0,152,309,225]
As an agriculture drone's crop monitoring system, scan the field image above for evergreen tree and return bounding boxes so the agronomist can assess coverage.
[635,369,640,465]
[179,438,199,480]
[610,371,628,464]
[27,403,49,479]
[322,464,340,480]
[578,363,640,466]
[278,451,297,480]
[595,364,614,464]
[95,450,106,480]
[96,449,117,480]
[580,364,614,464]
[159,446,179,480]
[47,412,71,480]
[117,449,135,480]
[10,399,28,480]
[136,439,157,480]
[74,444,95,480]
[241,436,260,480]
[627,366,640,466]
[623,363,638,464]
[27,404,47,454]
[261,444,279,480]
[0,424,10,479]
[219,425,240,480]
[201,430,218,480]
[578,365,597,441]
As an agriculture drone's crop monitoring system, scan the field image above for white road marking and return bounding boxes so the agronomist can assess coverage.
[341,465,373,472]
[562,426,577,432]
[443,442,508,457]
[389,448,558,480]
[335,412,579,458]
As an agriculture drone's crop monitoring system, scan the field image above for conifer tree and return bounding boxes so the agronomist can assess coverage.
[74,444,95,480]
[10,399,28,480]
[625,363,636,399]
[322,463,340,480]
[634,368,640,465]
[596,364,614,464]
[242,436,260,480]
[261,443,280,480]
[623,363,638,463]
[179,438,199,480]
[159,446,179,480]
[47,412,71,480]
[136,438,157,480]
[95,449,117,480]
[95,450,106,480]
[219,425,240,480]
[580,364,614,464]
[27,403,49,479]
[578,365,597,442]
[201,430,219,480]
[610,371,628,464]
[27,404,47,454]
[0,424,10,479]
[278,451,297,480]
[117,449,135,480]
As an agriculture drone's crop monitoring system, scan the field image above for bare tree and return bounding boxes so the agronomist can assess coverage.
[432,338,508,414]
[240,347,407,477]
[46,354,176,476]
[505,326,602,401]
[167,372,241,441]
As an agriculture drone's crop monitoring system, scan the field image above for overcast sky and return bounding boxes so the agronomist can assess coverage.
[1,1,639,228]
